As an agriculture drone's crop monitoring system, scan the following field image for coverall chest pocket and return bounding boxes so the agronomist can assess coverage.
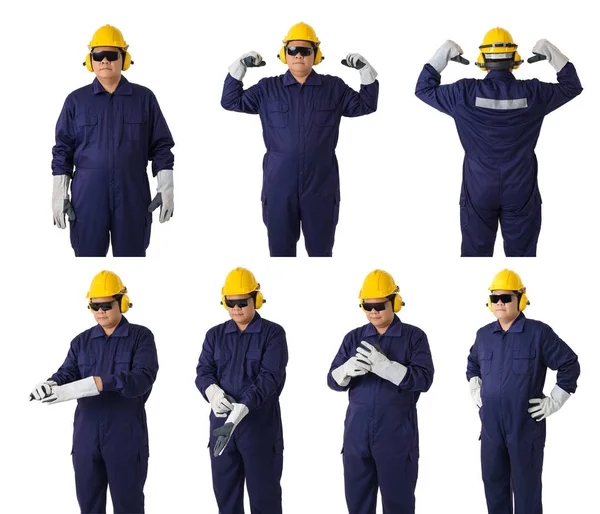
[245,348,262,376]
[114,351,132,373]
[266,102,289,128]
[512,346,536,374]
[77,353,96,378]
[124,115,146,142]
[314,104,337,127]
[75,114,98,145]
[479,350,493,375]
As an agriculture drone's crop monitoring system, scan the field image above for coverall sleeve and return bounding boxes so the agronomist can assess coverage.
[540,326,580,394]
[398,332,434,392]
[537,62,583,115]
[327,333,354,392]
[51,98,76,176]
[340,80,379,117]
[415,63,460,116]
[100,329,159,398]
[148,93,175,176]
[239,328,288,410]
[466,337,481,381]
[49,337,82,385]
[220,74,263,114]
[195,331,219,401]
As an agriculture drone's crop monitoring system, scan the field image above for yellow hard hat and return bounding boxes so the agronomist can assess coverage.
[86,270,131,313]
[279,22,323,65]
[476,27,522,71]
[221,268,264,309]
[84,25,133,72]
[488,269,528,312]
[359,270,404,312]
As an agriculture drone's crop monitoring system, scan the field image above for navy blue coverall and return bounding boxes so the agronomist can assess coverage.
[466,313,580,514]
[415,63,582,256]
[49,316,159,514]
[52,76,175,257]
[327,316,434,514]
[196,313,288,514]
[221,69,378,257]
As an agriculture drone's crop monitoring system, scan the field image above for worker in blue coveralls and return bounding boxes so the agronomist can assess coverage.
[467,269,580,514]
[415,28,582,257]
[196,267,288,514]
[29,270,158,514]
[221,22,378,257]
[328,270,434,514]
[51,24,175,257]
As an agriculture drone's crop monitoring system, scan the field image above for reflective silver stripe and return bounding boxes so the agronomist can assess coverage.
[484,52,514,59]
[476,97,528,109]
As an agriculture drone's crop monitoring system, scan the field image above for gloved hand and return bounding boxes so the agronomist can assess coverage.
[528,385,571,421]
[41,376,99,404]
[469,376,482,409]
[212,403,249,457]
[356,341,408,386]
[532,39,569,72]
[52,175,76,229]
[228,52,263,82]
[30,380,57,401]
[205,384,235,418]
[345,53,378,85]
[148,169,174,223]
[427,40,464,74]
[331,356,371,387]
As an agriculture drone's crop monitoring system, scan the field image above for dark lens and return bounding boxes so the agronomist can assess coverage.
[489,294,513,304]
[91,51,120,62]
[287,46,313,57]
[89,301,114,311]
[225,298,250,308]
[362,301,387,312]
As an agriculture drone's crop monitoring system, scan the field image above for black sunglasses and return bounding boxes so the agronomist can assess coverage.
[224,298,252,308]
[91,50,122,62]
[489,294,516,304]
[361,300,389,312]
[287,46,314,57]
[89,300,115,311]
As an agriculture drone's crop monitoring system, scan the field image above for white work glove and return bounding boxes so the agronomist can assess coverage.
[41,376,99,405]
[228,51,263,82]
[331,356,372,387]
[356,341,408,386]
[427,40,464,74]
[528,385,571,421]
[469,376,482,409]
[212,403,250,456]
[52,175,76,229]
[148,169,174,223]
[205,384,235,418]
[345,53,378,85]
[30,380,57,401]
[532,39,569,73]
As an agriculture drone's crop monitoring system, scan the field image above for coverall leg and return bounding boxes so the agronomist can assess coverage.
[507,437,544,514]
[262,195,301,257]
[343,450,378,514]
[300,195,339,257]
[104,444,148,513]
[460,200,498,257]
[375,451,418,514]
[481,437,513,514]
[73,448,109,514]
[210,441,246,514]
[110,216,150,257]
[499,200,542,257]
[244,445,284,514]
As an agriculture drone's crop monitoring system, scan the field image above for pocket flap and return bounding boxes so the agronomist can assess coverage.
[479,350,493,360]
[115,351,132,364]
[267,101,289,113]
[76,114,98,126]
[246,348,262,360]
[78,353,96,365]
[513,346,536,359]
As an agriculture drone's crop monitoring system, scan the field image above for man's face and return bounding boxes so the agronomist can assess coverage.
[91,46,123,80]
[490,289,520,322]
[225,294,256,326]
[363,296,395,329]
[90,296,122,328]
[286,40,315,74]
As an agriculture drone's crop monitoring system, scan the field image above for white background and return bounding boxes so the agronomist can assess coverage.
[1,0,598,512]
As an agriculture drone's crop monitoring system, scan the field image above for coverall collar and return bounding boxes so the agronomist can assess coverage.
[91,315,130,339]
[486,69,516,82]
[363,314,402,337]
[92,75,133,95]
[492,312,526,333]
[283,69,322,87]
[224,312,263,334]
